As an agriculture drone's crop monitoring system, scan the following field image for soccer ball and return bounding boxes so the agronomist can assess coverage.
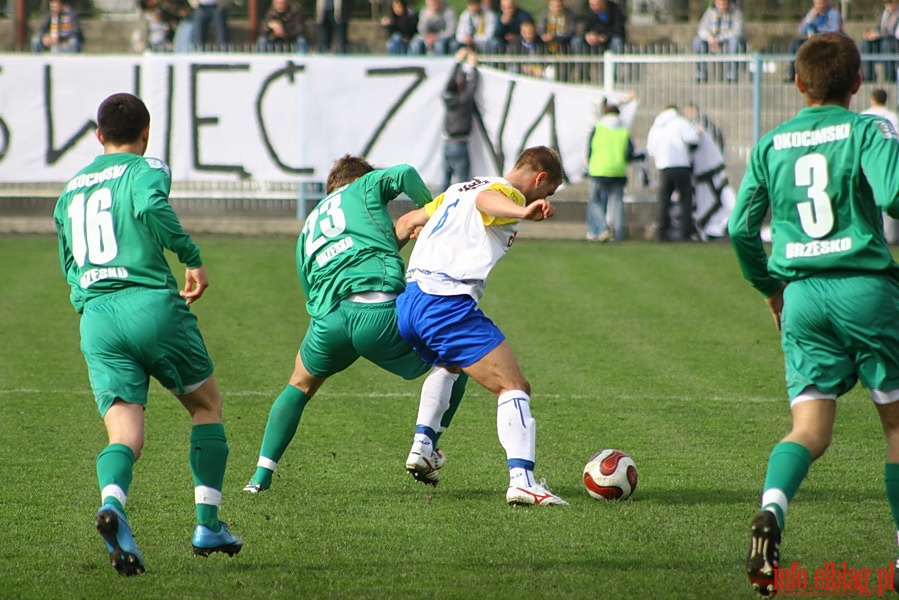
[583,449,638,501]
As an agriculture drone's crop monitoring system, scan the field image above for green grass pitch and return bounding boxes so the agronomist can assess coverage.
[0,234,893,599]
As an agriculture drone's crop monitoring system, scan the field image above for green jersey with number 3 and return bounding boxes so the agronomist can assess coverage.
[54,153,202,313]
[298,164,432,319]
[730,105,899,297]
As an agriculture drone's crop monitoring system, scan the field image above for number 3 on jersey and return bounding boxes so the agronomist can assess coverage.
[303,194,347,256]
[67,188,118,267]
[794,153,834,238]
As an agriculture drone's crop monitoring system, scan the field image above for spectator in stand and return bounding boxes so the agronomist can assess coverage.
[487,0,532,54]
[570,0,625,55]
[537,0,577,55]
[192,0,229,49]
[316,0,354,53]
[32,0,83,53]
[454,0,497,53]
[692,0,746,83]
[511,19,547,77]
[136,0,173,52]
[410,0,456,55]
[381,0,418,54]
[862,0,899,83]
[784,0,842,82]
[257,0,307,52]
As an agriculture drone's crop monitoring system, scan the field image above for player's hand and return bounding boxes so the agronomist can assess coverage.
[523,199,555,221]
[765,285,785,331]
[181,266,209,305]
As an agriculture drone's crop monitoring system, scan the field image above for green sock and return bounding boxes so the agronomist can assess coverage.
[252,385,310,486]
[190,423,228,530]
[761,441,813,531]
[96,443,135,514]
[883,463,899,542]
[435,373,468,445]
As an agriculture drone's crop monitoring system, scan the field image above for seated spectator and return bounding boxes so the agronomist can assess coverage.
[862,0,899,83]
[381,0,418,54]
[136,0,172,52]
[316,0,354,54]
[32,0,82,53]
[571,0,625,55]
[537,0,577,55]
[410,0,456,55]
[193,0,229,50]
[487,0,532,54]
[692,0,746,83]
[257,0,307,52]
[784,0,842,81]
[510,19,547,77]
[454,0,498,54]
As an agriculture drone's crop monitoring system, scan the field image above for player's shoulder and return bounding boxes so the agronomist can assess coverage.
[138,156,172,177]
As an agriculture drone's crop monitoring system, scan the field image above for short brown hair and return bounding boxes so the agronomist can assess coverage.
[512,146,564,187]
[326,154,375,193]
[97,93,150,144]
[795,33,860,103]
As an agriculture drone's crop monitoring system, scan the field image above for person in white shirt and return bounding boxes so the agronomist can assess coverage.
[647,106,701,241]
[862,88,899,130]
[863,88,899,243]
[393,146,569,507]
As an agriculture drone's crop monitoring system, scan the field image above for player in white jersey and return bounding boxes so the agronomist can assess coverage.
[395,146,570,506]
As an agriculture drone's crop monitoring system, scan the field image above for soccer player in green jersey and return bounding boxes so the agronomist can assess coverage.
[730,33,899,597]
[54,93,242,576]
[244,155,468,493]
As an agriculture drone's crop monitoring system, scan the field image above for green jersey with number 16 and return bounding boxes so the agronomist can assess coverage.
[730,105,899,297]
[53,153,202,314]
[298,164,433,319]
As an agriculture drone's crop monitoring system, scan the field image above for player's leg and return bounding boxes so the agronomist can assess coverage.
[746,395,832,597]
[245,352,324,492]
[463,341,568,506]
[176,375,242,557]
[405,367,466,485]
[81,299,149,576]
[96,400,147,576]
[748,276,848,596]
[247,312,352,492]
[347,299,463,484]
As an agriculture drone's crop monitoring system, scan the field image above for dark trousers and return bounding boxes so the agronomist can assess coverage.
[443,139,470,192]
[317,10,348,53]
[656,166,694,241]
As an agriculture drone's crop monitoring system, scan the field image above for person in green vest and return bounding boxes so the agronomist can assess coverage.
[585,100,642,242]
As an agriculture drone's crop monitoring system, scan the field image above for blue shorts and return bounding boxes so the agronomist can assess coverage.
[396,282,505,368]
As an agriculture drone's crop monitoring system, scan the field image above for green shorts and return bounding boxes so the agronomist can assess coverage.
[300,299,430,381]
[781,272,899,401]
[80,286,214,417]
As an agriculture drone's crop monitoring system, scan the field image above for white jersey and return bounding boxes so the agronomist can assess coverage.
[406,176,524,302]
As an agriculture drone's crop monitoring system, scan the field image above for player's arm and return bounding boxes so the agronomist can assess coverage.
[860,119,899,218]
[476,189,554,221]
[728,152,781,299]
[395,195,443,248]
[378,163,433,207]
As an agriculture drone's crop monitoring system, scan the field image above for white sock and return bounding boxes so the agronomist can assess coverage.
[496,389,536,464]
[410,368,458,456]
[415,367,457,430]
